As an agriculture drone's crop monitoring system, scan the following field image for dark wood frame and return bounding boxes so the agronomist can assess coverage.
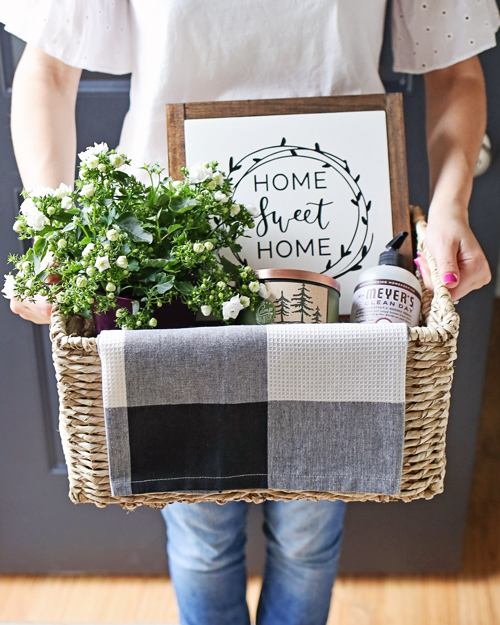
[166,94,412,269]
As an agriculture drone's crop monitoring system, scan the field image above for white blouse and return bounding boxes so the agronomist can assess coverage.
[0,0,498,171]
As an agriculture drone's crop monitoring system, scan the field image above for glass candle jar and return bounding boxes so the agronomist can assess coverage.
[243,268,340,325]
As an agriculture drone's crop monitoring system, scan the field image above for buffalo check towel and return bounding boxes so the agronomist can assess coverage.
[97,323,408,497]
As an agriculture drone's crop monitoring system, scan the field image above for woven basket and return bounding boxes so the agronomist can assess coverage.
[49,206,459,509]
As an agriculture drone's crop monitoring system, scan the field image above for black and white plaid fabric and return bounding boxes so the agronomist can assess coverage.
[97,323,408,497]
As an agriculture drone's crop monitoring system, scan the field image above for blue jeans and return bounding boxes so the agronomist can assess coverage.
[161,499,347,625]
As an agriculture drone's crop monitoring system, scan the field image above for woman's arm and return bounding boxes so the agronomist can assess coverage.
[417,55,491,301]
[9,44,81,323]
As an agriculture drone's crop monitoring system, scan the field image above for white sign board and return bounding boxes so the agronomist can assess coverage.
[184,110,394,315]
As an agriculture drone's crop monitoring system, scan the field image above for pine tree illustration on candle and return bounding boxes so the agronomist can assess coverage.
[274,290,291,323]
[290,283,314,322]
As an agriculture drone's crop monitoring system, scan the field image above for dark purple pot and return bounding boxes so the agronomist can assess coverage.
[92,295,197,334]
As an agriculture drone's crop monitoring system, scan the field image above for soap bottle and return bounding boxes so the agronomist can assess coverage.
[350,231,421,327]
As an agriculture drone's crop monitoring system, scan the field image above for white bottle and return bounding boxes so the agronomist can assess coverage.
[350,232,421,327]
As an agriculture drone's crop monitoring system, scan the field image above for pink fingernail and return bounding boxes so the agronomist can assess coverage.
[417,252,422,258]
[443,273,458,284]
[414,258,421,268]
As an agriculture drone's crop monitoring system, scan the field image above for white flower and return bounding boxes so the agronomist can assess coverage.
[81,184,95,198]
[30,186,55,198]
[86,266,96,276]
[230,204,241,217]
[148,318,158,327]
[106,228,119,241]
[200,305,212,316]
[116,255,128,269]
[57,239,67,250]
[95,255,110,272]
[106,282,116,292]
[186,162,212,184]
[222,295,245,320]
[2,275,16,300]
[245,203,259,217]
[78,142,109,162]
[172,180,184,190]
[54,183,72,199]
[76,276,88,288]
[212,171,225,185]
[98,163,107,172]
[82,243,95,257]
[214,191,229,204]
[109,153,125,168]
[26,209,48,231]
[86,154,100,169]
[193,242,204,253]
[47,206,56,215]
[204,241,214,251]
[259,284,270,299]
[20,198,37,217]
[240,296,250,308]
[207,181,216,191]
[249,281,260,293]
[13,221,23,233]
[217,281,226,290]
[61,196,74,210]
[56,293,66,303]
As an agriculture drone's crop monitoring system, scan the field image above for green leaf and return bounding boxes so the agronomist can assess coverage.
[33,237,48,276]
[155,275,175,294]
[142,259,169,268]
[116,212,153,243]
[53,212,74,224]
[78,309,93,320]
[166,224,183,236]
[176,281,194,296]
[126,259,140,272]
[62,221,76,232]
[155,194,171,208]
[170,196,198,213]
[220,255,241,281]
[141,267,160,282]
[113,170,130,184]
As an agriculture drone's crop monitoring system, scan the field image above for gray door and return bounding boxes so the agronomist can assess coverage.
[1,23,499,575]
[0,30,171,574]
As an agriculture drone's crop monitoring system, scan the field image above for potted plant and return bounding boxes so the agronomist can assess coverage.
[3,143,270,331]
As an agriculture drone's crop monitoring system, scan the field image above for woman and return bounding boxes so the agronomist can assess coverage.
[1,2,497,624]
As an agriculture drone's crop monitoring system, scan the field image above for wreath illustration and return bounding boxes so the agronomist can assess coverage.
[228,139,373,279]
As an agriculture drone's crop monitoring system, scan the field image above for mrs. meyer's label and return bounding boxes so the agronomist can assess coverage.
[350,279,421,326]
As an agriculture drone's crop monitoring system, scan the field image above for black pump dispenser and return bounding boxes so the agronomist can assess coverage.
[379,231,408,268]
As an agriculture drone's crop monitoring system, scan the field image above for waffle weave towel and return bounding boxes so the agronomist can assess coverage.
[97,323,408,497]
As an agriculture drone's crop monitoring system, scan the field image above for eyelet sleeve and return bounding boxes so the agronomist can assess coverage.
[391,0,500,73]
[0,0,132,74]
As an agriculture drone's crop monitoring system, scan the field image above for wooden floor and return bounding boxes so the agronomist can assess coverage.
[0,301,499,625]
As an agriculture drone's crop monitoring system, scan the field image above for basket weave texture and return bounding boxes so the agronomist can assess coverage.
[50,206,459,509]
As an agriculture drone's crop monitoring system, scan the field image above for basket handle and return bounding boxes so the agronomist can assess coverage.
[410,205,459,338]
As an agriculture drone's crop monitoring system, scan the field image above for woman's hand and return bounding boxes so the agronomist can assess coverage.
[415,209,491,301]
[10,294,53,324]
[422,56,490,302]
[8,45,81,325]
[9,271,60,324]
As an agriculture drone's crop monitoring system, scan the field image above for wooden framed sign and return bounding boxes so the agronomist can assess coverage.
[167,95,411,315]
